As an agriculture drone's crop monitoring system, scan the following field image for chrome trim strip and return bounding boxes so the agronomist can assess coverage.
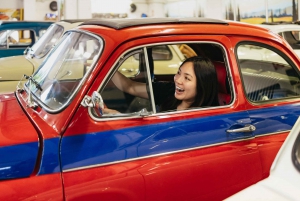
[63,136,254,172]
[255,130,290,137]
[88,40,235,121]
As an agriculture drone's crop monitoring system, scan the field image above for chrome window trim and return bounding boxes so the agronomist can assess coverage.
[143,47,157,114]
[88,40,235,122]
[25,29,104,113]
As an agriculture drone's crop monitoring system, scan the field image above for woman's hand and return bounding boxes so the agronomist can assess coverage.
[103,108,120,114]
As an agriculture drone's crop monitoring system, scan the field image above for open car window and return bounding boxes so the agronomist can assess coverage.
[98,42,231,118]
[237,43,300,102]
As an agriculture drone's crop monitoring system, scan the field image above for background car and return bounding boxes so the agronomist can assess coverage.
[0,19,86,94]
[225,116,300,201]
[0,20,53,57]
[257,23,300,57]
[2,18,300,200]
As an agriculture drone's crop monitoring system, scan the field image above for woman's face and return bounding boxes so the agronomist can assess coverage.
[174,62,197,104]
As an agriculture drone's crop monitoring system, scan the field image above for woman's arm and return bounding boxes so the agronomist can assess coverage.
[111,70,149,99]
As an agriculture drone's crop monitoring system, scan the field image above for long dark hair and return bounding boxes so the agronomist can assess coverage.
[161,56,219,111]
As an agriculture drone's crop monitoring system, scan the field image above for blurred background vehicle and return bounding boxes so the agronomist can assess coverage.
[0,19,86,94]
[0,20,52,57]
[257,23,300,58]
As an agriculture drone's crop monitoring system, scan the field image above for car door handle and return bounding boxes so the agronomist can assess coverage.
[226,125,256,133]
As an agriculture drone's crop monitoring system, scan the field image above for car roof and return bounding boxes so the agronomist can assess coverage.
[78,17,280,44]
[81,17,228,29]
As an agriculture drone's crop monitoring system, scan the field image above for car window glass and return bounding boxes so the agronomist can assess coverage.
[100,48,153,115]
[31,24,64,58]
[99,42,231,118]
[278,32,283,37]
[291,31,300,40]
[8,29,33,46]
[282,31,300,50]
[237,43,300,102]
[39,29,47,38]
[133,45,173,60]
[29,32,101,111]
[0,30,8,48]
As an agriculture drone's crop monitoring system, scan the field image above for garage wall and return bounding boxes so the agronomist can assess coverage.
[64,0,92,19]
[0,0,23,8]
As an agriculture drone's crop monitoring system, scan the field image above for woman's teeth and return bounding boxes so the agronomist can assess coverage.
[176,86,184,92]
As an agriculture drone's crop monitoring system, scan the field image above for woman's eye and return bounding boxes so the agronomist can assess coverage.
[185,76,190,81]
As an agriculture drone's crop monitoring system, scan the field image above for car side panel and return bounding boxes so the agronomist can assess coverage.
[0,173,63,200]
[61,110,261,201]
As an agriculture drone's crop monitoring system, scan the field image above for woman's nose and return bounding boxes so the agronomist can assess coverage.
[174,74,182,83]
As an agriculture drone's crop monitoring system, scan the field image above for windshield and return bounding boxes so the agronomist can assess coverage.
[29,24,64,58]
[26,31,102,112]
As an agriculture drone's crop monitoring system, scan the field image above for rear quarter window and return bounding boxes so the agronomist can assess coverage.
[237,43,300,102]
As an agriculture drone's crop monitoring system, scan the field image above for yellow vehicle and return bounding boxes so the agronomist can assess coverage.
[0,20,84,94]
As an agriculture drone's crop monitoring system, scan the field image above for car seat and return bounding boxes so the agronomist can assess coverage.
[213,61,231,105]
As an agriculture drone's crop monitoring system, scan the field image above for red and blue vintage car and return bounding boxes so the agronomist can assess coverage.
[1,18,300,200]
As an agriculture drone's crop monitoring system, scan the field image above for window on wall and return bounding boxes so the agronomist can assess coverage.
[237,43,300,102]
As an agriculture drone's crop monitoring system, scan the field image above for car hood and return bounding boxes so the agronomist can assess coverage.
[0,93,39,179]
[0,55,35,81]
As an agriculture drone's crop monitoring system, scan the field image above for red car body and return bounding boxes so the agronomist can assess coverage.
[1,18,300,200]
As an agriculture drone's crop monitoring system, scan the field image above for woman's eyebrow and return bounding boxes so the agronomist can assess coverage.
[184,72,193,78]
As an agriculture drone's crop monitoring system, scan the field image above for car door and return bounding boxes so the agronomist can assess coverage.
[61,36,261,201]
[235,40,300,178]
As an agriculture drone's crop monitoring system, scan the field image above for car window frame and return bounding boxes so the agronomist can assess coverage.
[90,40,235,121]
[235,40,300,105]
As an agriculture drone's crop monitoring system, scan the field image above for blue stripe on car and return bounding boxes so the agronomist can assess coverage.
[0,142,38,179]
[60,111,252,171]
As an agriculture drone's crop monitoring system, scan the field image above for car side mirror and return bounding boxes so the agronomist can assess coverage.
[81,91,104,117]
